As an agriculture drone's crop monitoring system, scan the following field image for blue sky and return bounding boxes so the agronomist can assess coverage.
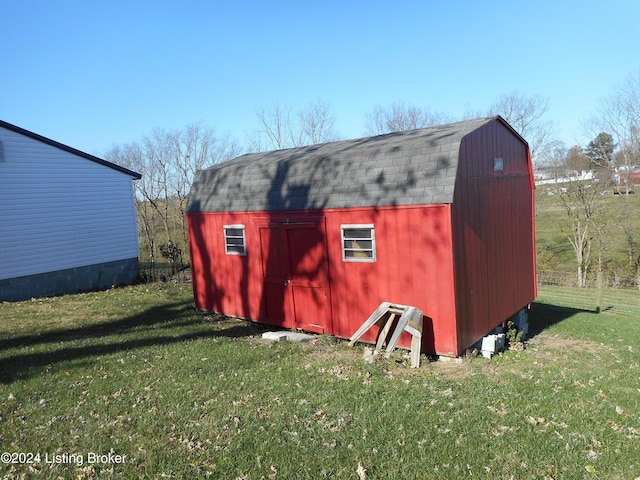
[2,0,638,157]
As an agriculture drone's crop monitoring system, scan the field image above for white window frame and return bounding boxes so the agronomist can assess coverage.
[341,224,376,262]
[223,224,246,256]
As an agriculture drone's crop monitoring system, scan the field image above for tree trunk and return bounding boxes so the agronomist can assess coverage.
[577,265,583,288]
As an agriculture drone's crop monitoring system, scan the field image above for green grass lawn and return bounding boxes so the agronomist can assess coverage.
[1,283,639,479]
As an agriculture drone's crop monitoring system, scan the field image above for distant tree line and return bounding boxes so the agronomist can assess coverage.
[104,69,639,286]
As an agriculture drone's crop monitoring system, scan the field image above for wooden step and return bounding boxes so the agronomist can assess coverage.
[349,302,423,368]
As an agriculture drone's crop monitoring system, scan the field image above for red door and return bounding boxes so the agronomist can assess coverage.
[257,220,332,333]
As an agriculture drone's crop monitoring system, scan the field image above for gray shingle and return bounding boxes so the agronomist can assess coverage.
[187,117,498,213]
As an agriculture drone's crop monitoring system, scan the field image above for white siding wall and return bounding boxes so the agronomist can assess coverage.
[0,126,139,281]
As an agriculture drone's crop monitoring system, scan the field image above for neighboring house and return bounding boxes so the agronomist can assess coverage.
[0,120,141,302]
[617,169,640,187]
[186,116,536,357]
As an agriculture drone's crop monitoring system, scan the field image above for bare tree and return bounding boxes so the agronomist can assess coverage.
[106,141,164,266]
[104,123,239,271]
[172,123,240,246]
[143,128,174,248]
[487,91,554,161]
[550,144,610,287]
[251,104,297,151]
[298,101,339,145]
[249,101,339,151]
[364,102,451,135]
[557,178,595,288]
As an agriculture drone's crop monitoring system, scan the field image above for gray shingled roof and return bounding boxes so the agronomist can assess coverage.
[187,116,497,213]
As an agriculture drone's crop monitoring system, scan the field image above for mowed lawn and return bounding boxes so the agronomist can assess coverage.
[1,283,639,479]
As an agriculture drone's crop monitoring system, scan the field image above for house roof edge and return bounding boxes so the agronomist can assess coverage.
[0,119,142,179]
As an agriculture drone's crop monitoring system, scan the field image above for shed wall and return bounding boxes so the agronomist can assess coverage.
[0,125,140,282]
[187,117,536,357]
[452,120,536,353]
[187,204,459,355]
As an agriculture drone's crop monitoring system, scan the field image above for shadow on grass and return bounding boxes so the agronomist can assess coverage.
[527,300,595,338]
[0,301,270,384]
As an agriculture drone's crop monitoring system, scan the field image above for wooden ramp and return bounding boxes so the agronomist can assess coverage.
[349,302,423,368]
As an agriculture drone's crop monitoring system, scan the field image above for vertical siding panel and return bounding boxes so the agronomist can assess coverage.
[453,120,536,354]
[384,207,400,301]
[249,214,266,322]
[186,214,205,308]
[209,214,225,313]
[326,212,342,335]
[422,205,457,354]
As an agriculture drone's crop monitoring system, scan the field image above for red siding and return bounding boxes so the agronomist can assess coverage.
[452,121,536,354]
[187,204,460,355]
[325,205,458,355]
[187,212,258,320]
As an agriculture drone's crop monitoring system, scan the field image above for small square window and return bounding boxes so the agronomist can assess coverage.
[224,225,246,255]
[341,225,375,262]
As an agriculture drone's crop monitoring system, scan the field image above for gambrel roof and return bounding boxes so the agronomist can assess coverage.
[188,116,501,213]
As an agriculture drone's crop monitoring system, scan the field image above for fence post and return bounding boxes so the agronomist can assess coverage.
[595,271,603,314]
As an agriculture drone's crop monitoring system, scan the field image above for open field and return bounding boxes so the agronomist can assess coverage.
[535,189,640,282]
[1,283,639,479]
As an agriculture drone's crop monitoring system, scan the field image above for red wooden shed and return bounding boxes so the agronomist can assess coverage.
[186,116,536,357]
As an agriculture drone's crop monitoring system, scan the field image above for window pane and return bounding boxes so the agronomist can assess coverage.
[344,239,372,249]
[343,228,372,239]
[345,249,373,259]
[225,228,244,237]
[355,239,372,250]
[226,245,245,254]
[226,237,244,246]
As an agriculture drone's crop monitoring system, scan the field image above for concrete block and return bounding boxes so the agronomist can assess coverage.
[284,332,317,343]
[262,331,316,343]
[438,355,463,364]
[481,334,498,352]
[262,332,288,342]
[481,349,493,359]
[481,333,506,358]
